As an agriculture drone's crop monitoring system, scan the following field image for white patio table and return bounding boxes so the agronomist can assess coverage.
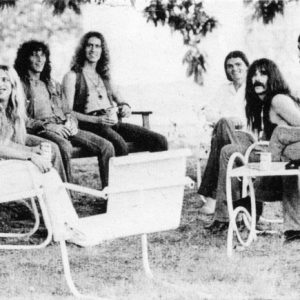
[226,152,300,257]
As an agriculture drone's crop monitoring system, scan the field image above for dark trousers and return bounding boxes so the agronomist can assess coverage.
[198,118,254,197]
[38,129,114,188]
[79,121,168,156]
[197,118,255,221]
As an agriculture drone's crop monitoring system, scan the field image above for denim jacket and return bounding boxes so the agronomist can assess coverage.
[23,78,71,134]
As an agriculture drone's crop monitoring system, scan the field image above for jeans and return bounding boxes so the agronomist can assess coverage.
[25,134,67,182]
[37,129,115,188]
[268,125,300,161]
[267,125,300,231]
[198,118,255,196]
[197,118,255,222]
[79,121,168,156]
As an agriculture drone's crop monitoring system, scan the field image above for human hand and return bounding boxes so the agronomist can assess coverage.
[29,153,52,173]
[96,115,118,126]
[30,145,42,155]
[118,104,131,118]
[45,123,72,138]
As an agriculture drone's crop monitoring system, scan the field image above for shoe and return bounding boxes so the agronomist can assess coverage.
[199,195,216,215]
[284,230,300,243]
[65,223,89,247]
[285,160,300,170]
[204,219,229,233]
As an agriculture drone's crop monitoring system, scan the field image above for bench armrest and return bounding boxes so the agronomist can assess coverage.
[131,111,153,129]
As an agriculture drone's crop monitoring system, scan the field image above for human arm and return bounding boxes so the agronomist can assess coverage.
[110,86,131,118]
[26,117,51,135]
[0,142,51,173]
[271,94,300,127]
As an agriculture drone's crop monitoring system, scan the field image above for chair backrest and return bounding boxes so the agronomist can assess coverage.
[103,149,190,238]
[0,160,36,195]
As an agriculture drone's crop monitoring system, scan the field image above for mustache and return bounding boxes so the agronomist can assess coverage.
[253,81,266,88]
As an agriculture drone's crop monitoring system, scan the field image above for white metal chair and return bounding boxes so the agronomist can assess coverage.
[0,149,192,299]
[0,160,53,250]
[226,141,287,257]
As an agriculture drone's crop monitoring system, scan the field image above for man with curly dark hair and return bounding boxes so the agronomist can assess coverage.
[14,40,115,187]
[62,31,168,156]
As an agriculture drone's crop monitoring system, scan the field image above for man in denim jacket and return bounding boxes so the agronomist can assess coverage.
[14,40,114,188]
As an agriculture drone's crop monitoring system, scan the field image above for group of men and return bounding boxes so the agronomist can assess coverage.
[7,30,300,243]
[197,46,300,242]
[13,31,168,188]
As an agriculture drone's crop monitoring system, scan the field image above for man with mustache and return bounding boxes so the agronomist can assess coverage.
[211,58,300,242]
[14,40,115,188]
[197,51,254,216]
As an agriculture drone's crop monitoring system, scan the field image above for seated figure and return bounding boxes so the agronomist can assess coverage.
[14,40,115,187]
[216,58,300,243]
[62,31,168,156]
[0,65,77,239]
[197,51,255,218]
[0,65,66,179]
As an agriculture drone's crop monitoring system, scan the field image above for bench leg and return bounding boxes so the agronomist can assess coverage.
[141,234,154,279]
[196,159,202,189]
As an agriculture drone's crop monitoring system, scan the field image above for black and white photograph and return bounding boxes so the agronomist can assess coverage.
[0,0,300,299]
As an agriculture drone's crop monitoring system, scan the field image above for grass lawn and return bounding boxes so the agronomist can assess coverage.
[0,156,300,300]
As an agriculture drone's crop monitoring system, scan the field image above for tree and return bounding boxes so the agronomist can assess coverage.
[1,0,299,84]
[0,0,82,64]
[144,0,217,85]
[143,0,300,84]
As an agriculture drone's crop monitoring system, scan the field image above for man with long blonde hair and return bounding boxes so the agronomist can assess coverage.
[0,65,65,179]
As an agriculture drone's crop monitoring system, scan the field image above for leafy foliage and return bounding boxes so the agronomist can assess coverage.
[44,0,106,14]
[182,47,206,85]
[144,0,217,85]
[0,0,17,8]
[244,0,298,24]
[0,0,82,61]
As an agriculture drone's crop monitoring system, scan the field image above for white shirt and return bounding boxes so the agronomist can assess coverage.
[205,81,247,127]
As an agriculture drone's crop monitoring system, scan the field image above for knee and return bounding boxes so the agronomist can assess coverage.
[114,140,128,156]
[271,125,288,142]
[156,135,168,151]
[214,118,234,134]
[58,142,73,160]
[216,117,233,128]
[220,145,238,161]
[102,141,115,158]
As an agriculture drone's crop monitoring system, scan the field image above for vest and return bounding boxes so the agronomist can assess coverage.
[73,71,114,113]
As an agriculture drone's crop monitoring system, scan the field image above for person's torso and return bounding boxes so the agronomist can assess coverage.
[264,94,299,139]
[217,82,246,119]
[82,71,112,114]
[26,79,66,123]
[0,113,14,145]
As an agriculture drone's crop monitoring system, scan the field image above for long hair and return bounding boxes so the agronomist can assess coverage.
[0,66,27,145]
[245,58,291,133]
[14,40,51,84]
[224,50,249,81]
[70,31,110,80]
